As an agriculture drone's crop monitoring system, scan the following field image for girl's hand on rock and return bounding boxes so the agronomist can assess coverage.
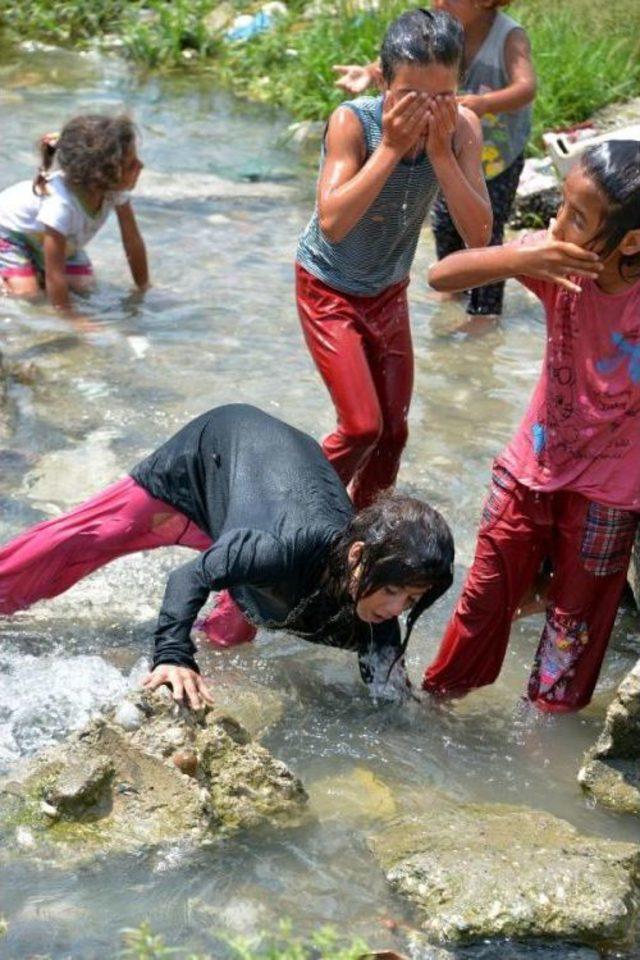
[142,664,214,710]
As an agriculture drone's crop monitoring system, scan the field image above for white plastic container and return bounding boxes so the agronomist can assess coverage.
[543,123,640,177]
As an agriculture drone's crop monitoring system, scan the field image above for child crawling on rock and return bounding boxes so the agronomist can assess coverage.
[423,141,640,711]
[0,404,454,709]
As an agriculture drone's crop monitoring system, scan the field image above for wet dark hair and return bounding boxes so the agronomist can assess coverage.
[380,8,463,86]
[33,114,137,197]
[580,140,640,282]
[327,491,454,648]
[261,493,453,679]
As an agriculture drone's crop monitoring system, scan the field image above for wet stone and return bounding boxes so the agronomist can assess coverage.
[578,660,640,814]
[369,796,640,948]
[407,938,601,960]
[0,689,308,865]
[47,756,114,817]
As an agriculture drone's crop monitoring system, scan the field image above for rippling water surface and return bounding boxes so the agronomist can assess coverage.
[1,40,639,960]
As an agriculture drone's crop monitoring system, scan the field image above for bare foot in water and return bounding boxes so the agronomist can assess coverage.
[452,314,501,337]
[426,289,466,302]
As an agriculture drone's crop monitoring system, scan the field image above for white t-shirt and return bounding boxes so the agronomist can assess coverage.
[0,173,130,255]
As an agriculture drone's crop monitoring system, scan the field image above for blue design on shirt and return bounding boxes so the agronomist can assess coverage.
[532,422,546,455]
[596,332,640,384]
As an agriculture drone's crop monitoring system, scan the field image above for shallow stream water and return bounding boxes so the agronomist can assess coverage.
[0,40,639,960]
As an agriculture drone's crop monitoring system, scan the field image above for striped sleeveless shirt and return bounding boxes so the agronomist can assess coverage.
[296,96,439,297]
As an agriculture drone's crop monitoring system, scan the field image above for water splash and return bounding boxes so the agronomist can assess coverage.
[0,651,135,769]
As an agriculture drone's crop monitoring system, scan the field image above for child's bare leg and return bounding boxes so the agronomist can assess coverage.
[2,274,40,299]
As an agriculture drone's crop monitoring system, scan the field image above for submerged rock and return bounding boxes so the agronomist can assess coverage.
[0,689,307,863]
[137,169,294,203]
[309,765,397,824]
[578,660,640,814]
[406,938,600,959]
[369,798,640,948]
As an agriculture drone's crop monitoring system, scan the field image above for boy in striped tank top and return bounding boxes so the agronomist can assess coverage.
[335,0,536,323]
[297,9,491,510]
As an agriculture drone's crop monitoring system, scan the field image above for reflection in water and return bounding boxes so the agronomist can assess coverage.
[0,40,639,960]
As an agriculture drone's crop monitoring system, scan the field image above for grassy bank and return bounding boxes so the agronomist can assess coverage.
[1,0,639,150]
[212,0,640,149]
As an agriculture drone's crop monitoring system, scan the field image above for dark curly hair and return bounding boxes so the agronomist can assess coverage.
[33,115,137,197]
[328,491,454,635]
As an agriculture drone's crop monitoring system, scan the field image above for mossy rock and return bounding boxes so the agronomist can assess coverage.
[0,689,307,865]
[369,797,640,948]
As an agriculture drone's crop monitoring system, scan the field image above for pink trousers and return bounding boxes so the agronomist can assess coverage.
[0,477,212,616]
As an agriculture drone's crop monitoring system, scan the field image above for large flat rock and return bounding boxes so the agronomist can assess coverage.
[369,799,640,947]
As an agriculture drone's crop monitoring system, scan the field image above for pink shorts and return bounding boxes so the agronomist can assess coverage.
[0,228,93,280]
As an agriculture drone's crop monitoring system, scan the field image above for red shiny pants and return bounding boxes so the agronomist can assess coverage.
[296,263,413,509]
[423,467,639,712]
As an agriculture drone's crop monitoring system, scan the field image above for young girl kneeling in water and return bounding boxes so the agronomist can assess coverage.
[0,115,148,314]
[423,140,640,712]
[0,404,454,708]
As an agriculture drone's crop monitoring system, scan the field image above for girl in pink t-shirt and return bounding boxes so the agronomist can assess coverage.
[423,140,640,711]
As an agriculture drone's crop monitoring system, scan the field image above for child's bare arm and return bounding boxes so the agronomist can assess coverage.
[43,227,72,311]
[318,93,429,244]
[117,201,149,290]
[333,60,383,94]
[428,236,602,294]
[428,101,492,248]
[459,29,536,117]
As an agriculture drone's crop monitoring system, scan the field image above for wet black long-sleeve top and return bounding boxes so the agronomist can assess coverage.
[130,404,404,692]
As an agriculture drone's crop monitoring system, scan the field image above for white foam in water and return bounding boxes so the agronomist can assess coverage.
[0,653,130,770]
[126,335,150,359]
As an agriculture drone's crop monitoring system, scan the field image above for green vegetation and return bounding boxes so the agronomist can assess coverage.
[119,920,371,960]
[212,0,640,149]
[1,0,639,149]
[118,0,222,68]
[0,0,130,44]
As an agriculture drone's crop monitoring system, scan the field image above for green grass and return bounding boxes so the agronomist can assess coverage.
[0,0,131,44]
[1,0,639,150]
[118,920,371,960]
[212,0,640,149]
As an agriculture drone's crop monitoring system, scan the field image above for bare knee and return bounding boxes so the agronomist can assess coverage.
[3,275,40,299]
